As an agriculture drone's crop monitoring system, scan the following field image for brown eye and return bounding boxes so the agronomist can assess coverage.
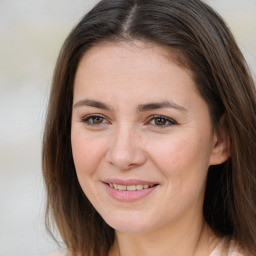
[154,117,167,126]
[91,116,104,124]
[81,114,107,126]
[148,115,177,128]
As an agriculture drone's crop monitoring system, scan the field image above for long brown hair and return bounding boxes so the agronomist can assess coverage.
[42,0,256,255]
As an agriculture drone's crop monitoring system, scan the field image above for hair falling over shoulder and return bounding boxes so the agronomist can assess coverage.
[42,0,256,255]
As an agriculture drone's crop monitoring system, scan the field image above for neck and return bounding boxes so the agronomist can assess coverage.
[108,218,220,256]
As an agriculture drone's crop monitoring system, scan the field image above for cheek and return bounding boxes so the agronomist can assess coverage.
[149,137,189,171]
[71,131,106,177]
[148,133,212,180]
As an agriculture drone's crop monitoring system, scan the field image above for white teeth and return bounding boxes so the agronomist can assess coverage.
[108,183,154,191]
[117,185,126,191]
[136,185,143,190]
[127,185,136,191]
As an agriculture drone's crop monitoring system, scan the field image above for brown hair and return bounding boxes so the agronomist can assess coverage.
[42,0,256,255]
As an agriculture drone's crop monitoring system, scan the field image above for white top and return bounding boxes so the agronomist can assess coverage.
[43,239,245,256]
[210,239,245,256]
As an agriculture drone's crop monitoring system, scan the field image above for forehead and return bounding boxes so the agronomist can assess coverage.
[73,40,204,113]
[74,41,195,91]
[79,40,191,71]
[74,40,195,90]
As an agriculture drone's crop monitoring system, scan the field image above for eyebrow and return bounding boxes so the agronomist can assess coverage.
[137,101,187,112]
[73,99,111,110]
[73,99,187,112]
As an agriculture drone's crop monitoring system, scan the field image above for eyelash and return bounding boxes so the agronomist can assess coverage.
[80,114,177,128]
[146,115,177,128]
[81,114,108,126]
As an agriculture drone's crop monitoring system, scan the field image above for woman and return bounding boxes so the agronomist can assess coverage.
[42,0,256,255]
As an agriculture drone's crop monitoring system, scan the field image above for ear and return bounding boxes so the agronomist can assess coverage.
[209,114,231,166]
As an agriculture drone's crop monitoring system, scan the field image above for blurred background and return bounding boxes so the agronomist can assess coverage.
[0,0,255,255]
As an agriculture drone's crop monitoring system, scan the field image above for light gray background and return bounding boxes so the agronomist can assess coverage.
[0,1,255,255]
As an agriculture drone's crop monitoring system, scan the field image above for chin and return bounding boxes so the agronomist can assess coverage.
[102,211,156,233]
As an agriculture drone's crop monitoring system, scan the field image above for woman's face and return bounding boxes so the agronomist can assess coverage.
[71,41,223,233]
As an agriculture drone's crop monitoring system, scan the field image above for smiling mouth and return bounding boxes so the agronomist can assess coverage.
[107,183,157,191]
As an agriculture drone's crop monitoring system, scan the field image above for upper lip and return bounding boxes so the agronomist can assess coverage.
[102,178,158,186]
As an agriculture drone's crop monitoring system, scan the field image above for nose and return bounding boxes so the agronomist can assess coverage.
[106,125,147,170]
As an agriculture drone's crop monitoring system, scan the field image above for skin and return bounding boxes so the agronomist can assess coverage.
[71,41,229,256]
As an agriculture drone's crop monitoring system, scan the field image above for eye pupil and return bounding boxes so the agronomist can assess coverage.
[92,116,103,124]
[155,118,166,125]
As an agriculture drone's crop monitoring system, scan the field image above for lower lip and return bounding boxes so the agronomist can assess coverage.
[103,183,158,202]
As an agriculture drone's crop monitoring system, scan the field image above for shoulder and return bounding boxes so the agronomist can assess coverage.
[227,240,249,256]
[41,249,70,256]
[210,238,248,256]
[228,240,246,256]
